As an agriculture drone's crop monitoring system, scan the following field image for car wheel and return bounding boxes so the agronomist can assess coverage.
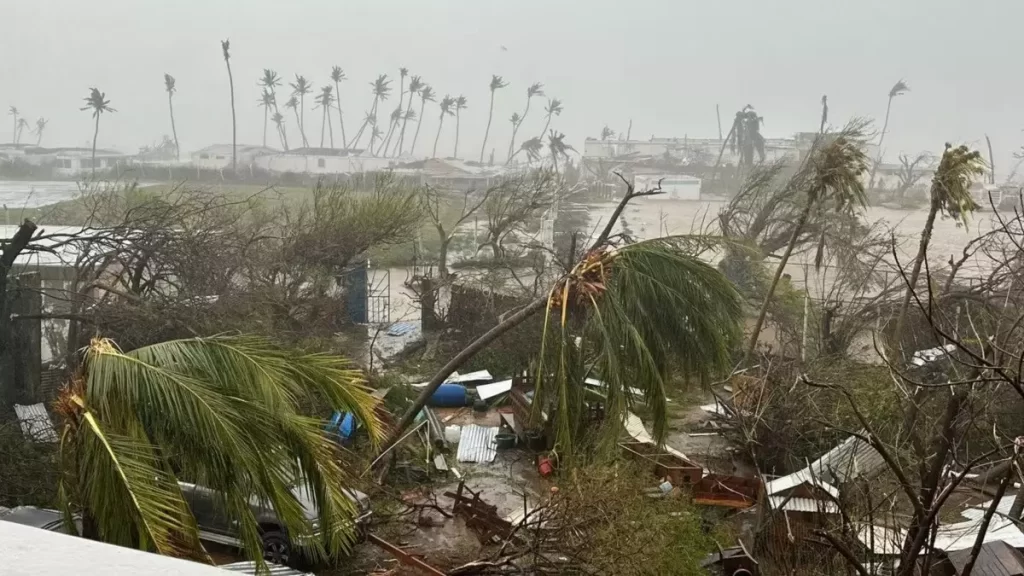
[261,531,291,566]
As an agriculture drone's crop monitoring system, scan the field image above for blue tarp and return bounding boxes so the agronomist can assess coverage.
[327,412,357,440]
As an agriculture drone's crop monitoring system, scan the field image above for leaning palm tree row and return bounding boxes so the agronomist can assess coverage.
[56,336,382,571]
[507,82,543,162]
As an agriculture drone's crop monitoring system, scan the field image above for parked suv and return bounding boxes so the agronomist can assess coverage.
[178,481,372,568]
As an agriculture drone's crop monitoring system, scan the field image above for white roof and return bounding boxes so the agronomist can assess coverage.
[911,344,957,366]
[805,435,885,485]
[2,520,231,575]
[961,495,1016,521]
[858,518,1024,555]
[768,496,839,514]
[764,470,840,499]
[623,411,694,464]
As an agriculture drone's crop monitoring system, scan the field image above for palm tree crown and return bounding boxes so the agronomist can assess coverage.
[164,74,176,94]
[56,336,381,569]
[330,66,346,84]
[489,74,509,93]
[81,88,115,117]
[259,69,282,91]
[290,75,312,99]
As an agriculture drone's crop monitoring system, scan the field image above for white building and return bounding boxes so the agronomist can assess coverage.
[52,148,133,176]
[254,148,397,174]
[633,174,702,200]
[190,144,278,170]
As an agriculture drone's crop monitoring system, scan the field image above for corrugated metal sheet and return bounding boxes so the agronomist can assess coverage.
[218,561,312,575]
[768,496,839,514]
[859,518,1024,555]
[456,425,498,463]
[14,403,58,443]
[947,541,1024,576]
[806,435,886,485]
[764,470,840,499]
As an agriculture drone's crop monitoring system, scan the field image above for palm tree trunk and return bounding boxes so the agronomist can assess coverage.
[351,97,378,151]
[299,95,309,148]
[986,134,996,184]
[291,108,303,147]
[36,130,42,146]
[320,108,327,147]
[225,61,237,172]
[91,115,99,178]
[10,115,15,144]
[412,100,426,155]
[381,118,398,156]
[396,99,415,157]
[454,110,462,159]
[708,123,738,192]
[480,91,495,163]
[334,81,346,150]
[538,115,552,143]
[507,96,532,162]
[745,203,812,361]
[262,108,268,147]
[433,116,445,158]
[167,94,180,161]
[326,108,334,148]
[892,200,939,352]
[867,96,894,191]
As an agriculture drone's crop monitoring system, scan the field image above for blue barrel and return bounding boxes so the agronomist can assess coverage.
[428,384,468,407]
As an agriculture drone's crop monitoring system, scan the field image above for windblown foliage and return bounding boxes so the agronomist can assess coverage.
[56,336,381,569]
[535,238,743,460]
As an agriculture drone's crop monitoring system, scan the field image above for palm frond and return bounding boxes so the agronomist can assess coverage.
[931,143,985,222]
[60,336,379,569]
[535,240,743,461]
[889,79,910,98]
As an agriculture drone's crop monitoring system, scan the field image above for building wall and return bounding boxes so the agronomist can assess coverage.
[53,155,130,176]
[254,154,396,174]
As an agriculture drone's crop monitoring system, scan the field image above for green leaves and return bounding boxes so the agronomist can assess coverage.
[932,143,985,222]
[60,336,380,570]
[536,239,743,461]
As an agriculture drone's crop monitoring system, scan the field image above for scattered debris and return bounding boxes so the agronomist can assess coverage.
[700,543,759,575]
[476,379,513,400]
[946,541,1024,575]
[910,343,957,366]
[14,403,57,443]
[446,481,521,545]
[367,533,446,576]
[456,425,498,463]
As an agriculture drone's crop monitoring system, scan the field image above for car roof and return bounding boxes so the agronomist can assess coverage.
[1,507,64,528]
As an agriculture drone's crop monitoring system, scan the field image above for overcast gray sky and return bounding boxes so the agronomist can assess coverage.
[5,0,1022,169]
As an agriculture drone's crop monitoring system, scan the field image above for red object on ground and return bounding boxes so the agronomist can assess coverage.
[538,455,555,477]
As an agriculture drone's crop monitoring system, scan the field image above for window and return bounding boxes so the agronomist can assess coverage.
[199,153,210,159]
[317,158,326,168]
[215,155,225,160]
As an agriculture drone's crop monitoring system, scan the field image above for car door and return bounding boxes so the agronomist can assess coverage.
[184,483,235,537]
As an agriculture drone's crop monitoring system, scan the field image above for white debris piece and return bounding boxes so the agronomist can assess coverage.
[476,379,513,400]
[456,425,498,463]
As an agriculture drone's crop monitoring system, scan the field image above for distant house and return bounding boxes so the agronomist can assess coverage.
[394,158,507,191]
[190,144,278,170]
[254,147,394,175]
[51,148,133,176]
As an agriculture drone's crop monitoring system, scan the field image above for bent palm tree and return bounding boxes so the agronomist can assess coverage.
[379,107,402,157]
[350,74,390,151]
[396,75,422,156]
[891,144,985,350]
[867,80,910,191]
[546,130,575,175]
[509,136,543,164]
[15,118,28,144]
[285,96,302,146]
[258,89,276,147]
[537,98,562,142]
[600,126,615,141]
[480,75,509,163]
[33,117,48,146]
[536,238,743,457]
[507,82,543,162]
[290,74,313,148]
[8,106,18,143]
[329,67,347,149]
[433,95,455,158]
[163,74,180,160]
[314,85,335,148]
[745,124,870,361]
[453,95,467,158]
[80,88,116,178]
[220,40,236,171]
[56,336,381,571]
[260,69,288,150]
[411,85,435,155]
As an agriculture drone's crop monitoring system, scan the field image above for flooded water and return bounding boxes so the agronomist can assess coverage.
[0,180,85,209]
